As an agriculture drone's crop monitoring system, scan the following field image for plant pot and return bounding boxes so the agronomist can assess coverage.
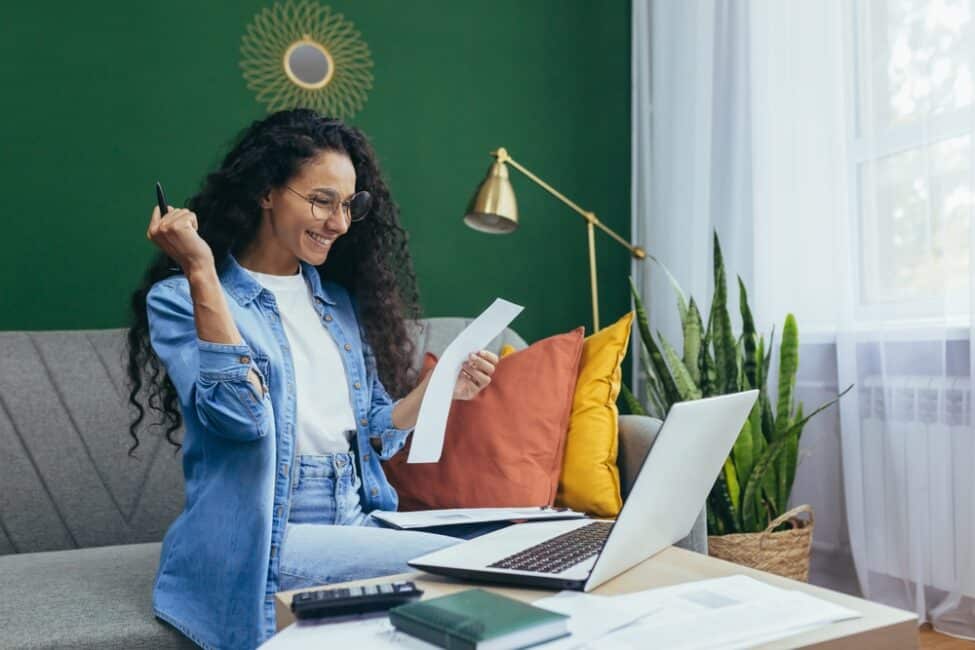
[707,504,814,582]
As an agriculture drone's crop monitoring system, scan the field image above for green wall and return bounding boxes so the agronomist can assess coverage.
[0,1,631,351]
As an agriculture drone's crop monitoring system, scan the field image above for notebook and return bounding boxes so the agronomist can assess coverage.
[389,589,569,650]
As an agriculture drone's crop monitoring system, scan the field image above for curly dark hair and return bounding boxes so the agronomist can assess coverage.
[125,109,422,456]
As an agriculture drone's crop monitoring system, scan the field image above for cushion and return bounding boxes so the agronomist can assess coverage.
[555,311,634,517]
[0,542,195,649]
[383,328,585,510]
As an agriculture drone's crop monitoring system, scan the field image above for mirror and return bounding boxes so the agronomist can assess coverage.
[284,38,334,89]
[240,1,374,117]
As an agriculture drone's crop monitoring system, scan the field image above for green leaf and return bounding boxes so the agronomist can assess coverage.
[732,418,755,498]
[629,277,681,406]
[683,298,704,386]
[749,402,767,457]
[763,325,776,389]
[711,470,739,534]
[660,335,703,401]
[643,256,690,326]
[742,438,788,531]
[761,391,776,444]
[707,504,720,535]
[620,384,647,416]
[739,276,758,389]
[699,312,717,396]
[775,314,800,439]
[724,457,741,527]
[638,343,667,417]
[710,232,738,393]
[742,385,853,530]
[778,432,798,513]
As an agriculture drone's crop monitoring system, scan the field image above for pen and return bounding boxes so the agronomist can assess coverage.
[156,181,170,217]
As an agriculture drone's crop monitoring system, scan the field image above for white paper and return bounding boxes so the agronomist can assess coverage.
[407,298,524,463]
[530,592,663,649]
[258,615,434,649]
[529,575,861,650]
[371,507,586,530]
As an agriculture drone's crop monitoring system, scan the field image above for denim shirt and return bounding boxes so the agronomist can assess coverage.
[146,254,413,650]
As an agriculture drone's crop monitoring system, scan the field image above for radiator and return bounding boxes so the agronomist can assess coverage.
[858,374,974,594]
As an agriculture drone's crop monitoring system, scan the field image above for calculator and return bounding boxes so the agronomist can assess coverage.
[290,580,424,620]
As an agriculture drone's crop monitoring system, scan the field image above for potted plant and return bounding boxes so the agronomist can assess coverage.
[623,232,850,581]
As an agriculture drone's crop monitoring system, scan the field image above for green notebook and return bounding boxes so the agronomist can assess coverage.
[389,588,570,650]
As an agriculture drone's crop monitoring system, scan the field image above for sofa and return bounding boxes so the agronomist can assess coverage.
[0,318,706,649]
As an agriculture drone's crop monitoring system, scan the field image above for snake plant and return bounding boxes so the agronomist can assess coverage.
[623,231,851,534]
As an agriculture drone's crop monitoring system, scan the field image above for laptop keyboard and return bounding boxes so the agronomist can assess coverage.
[487,521,613,574]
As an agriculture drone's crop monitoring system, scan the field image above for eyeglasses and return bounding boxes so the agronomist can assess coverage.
[284,186,372,225]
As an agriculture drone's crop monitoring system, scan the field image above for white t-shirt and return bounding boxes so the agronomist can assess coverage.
[243,266,357,454]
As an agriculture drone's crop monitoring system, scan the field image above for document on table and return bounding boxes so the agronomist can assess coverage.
[258,615,432,649]
[407,298,524,463]
[371,507,587,530]
[531,575,862,650]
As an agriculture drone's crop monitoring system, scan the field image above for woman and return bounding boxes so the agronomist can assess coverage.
[125,109,499,650]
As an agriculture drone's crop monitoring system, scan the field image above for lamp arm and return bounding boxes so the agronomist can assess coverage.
[498,150,646,260]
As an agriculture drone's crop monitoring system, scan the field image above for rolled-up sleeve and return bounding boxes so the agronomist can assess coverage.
[146,282,273,442]
[363,341,413,460]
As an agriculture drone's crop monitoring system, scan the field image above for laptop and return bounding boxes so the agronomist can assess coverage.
[409,390,758,592]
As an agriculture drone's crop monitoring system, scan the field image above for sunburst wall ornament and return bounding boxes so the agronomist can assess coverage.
[240,1,374,117]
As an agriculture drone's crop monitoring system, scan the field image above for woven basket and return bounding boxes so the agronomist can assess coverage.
[707,504,814,581]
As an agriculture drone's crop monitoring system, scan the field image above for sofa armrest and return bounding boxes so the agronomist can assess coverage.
[618,415,709,555]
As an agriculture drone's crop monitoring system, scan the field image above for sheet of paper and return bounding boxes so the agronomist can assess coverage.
[531,575,861,650]
[371,507,586,529]
[258,615,435,649]
[407,298,524,463]
[531,592,663,649]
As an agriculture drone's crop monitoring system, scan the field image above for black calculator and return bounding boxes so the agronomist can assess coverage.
[290,580,423,620]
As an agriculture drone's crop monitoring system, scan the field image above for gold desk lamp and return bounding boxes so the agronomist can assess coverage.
[464,147,646,332]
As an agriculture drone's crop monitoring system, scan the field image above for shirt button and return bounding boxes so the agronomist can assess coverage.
[239,355,251,364]
[325,314,333,322]
[370,487,379,497]
[270,545,278,557]
[344,343,352,351]
[276,505,284,518]
[363,453,371,461]
[354,382,361,389]
[279,463,288,477]
[336,456,347,467]
[360,417,368,426]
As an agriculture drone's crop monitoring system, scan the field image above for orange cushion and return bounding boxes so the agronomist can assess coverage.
[383,328,585,510]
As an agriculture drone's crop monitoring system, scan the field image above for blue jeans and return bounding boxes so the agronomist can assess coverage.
[278,451,462,591]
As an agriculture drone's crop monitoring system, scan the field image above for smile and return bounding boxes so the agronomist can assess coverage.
[306,231,333,248]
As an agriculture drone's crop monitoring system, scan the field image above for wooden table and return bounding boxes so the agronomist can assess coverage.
[275,545,918,649]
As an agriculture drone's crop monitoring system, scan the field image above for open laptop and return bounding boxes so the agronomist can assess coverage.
[409,390,758,592]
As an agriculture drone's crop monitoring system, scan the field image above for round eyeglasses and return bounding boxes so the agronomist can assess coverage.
[285,186,372,225]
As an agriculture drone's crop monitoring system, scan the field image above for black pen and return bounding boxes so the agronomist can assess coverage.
[156,181,170,217]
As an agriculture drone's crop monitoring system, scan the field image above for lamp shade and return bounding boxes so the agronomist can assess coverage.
[463,159,519,234]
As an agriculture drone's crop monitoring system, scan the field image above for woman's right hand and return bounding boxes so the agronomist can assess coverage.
[146,204,215,275]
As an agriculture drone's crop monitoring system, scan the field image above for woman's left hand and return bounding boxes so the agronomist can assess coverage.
[453,350,499,400]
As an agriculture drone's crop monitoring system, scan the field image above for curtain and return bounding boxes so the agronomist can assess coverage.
[632,0,975,638]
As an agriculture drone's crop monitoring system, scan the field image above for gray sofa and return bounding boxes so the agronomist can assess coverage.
[0,318,706,649]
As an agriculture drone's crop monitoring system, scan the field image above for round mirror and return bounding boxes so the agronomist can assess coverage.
[283,38,334,89]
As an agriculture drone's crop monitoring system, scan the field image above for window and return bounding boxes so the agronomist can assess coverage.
[852,0,974,319]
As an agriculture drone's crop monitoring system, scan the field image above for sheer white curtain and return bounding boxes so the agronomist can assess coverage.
[633,0,975,637]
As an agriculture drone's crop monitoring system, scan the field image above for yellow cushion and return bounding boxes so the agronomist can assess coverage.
[555,311,634,517]
[500,343,518,358]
